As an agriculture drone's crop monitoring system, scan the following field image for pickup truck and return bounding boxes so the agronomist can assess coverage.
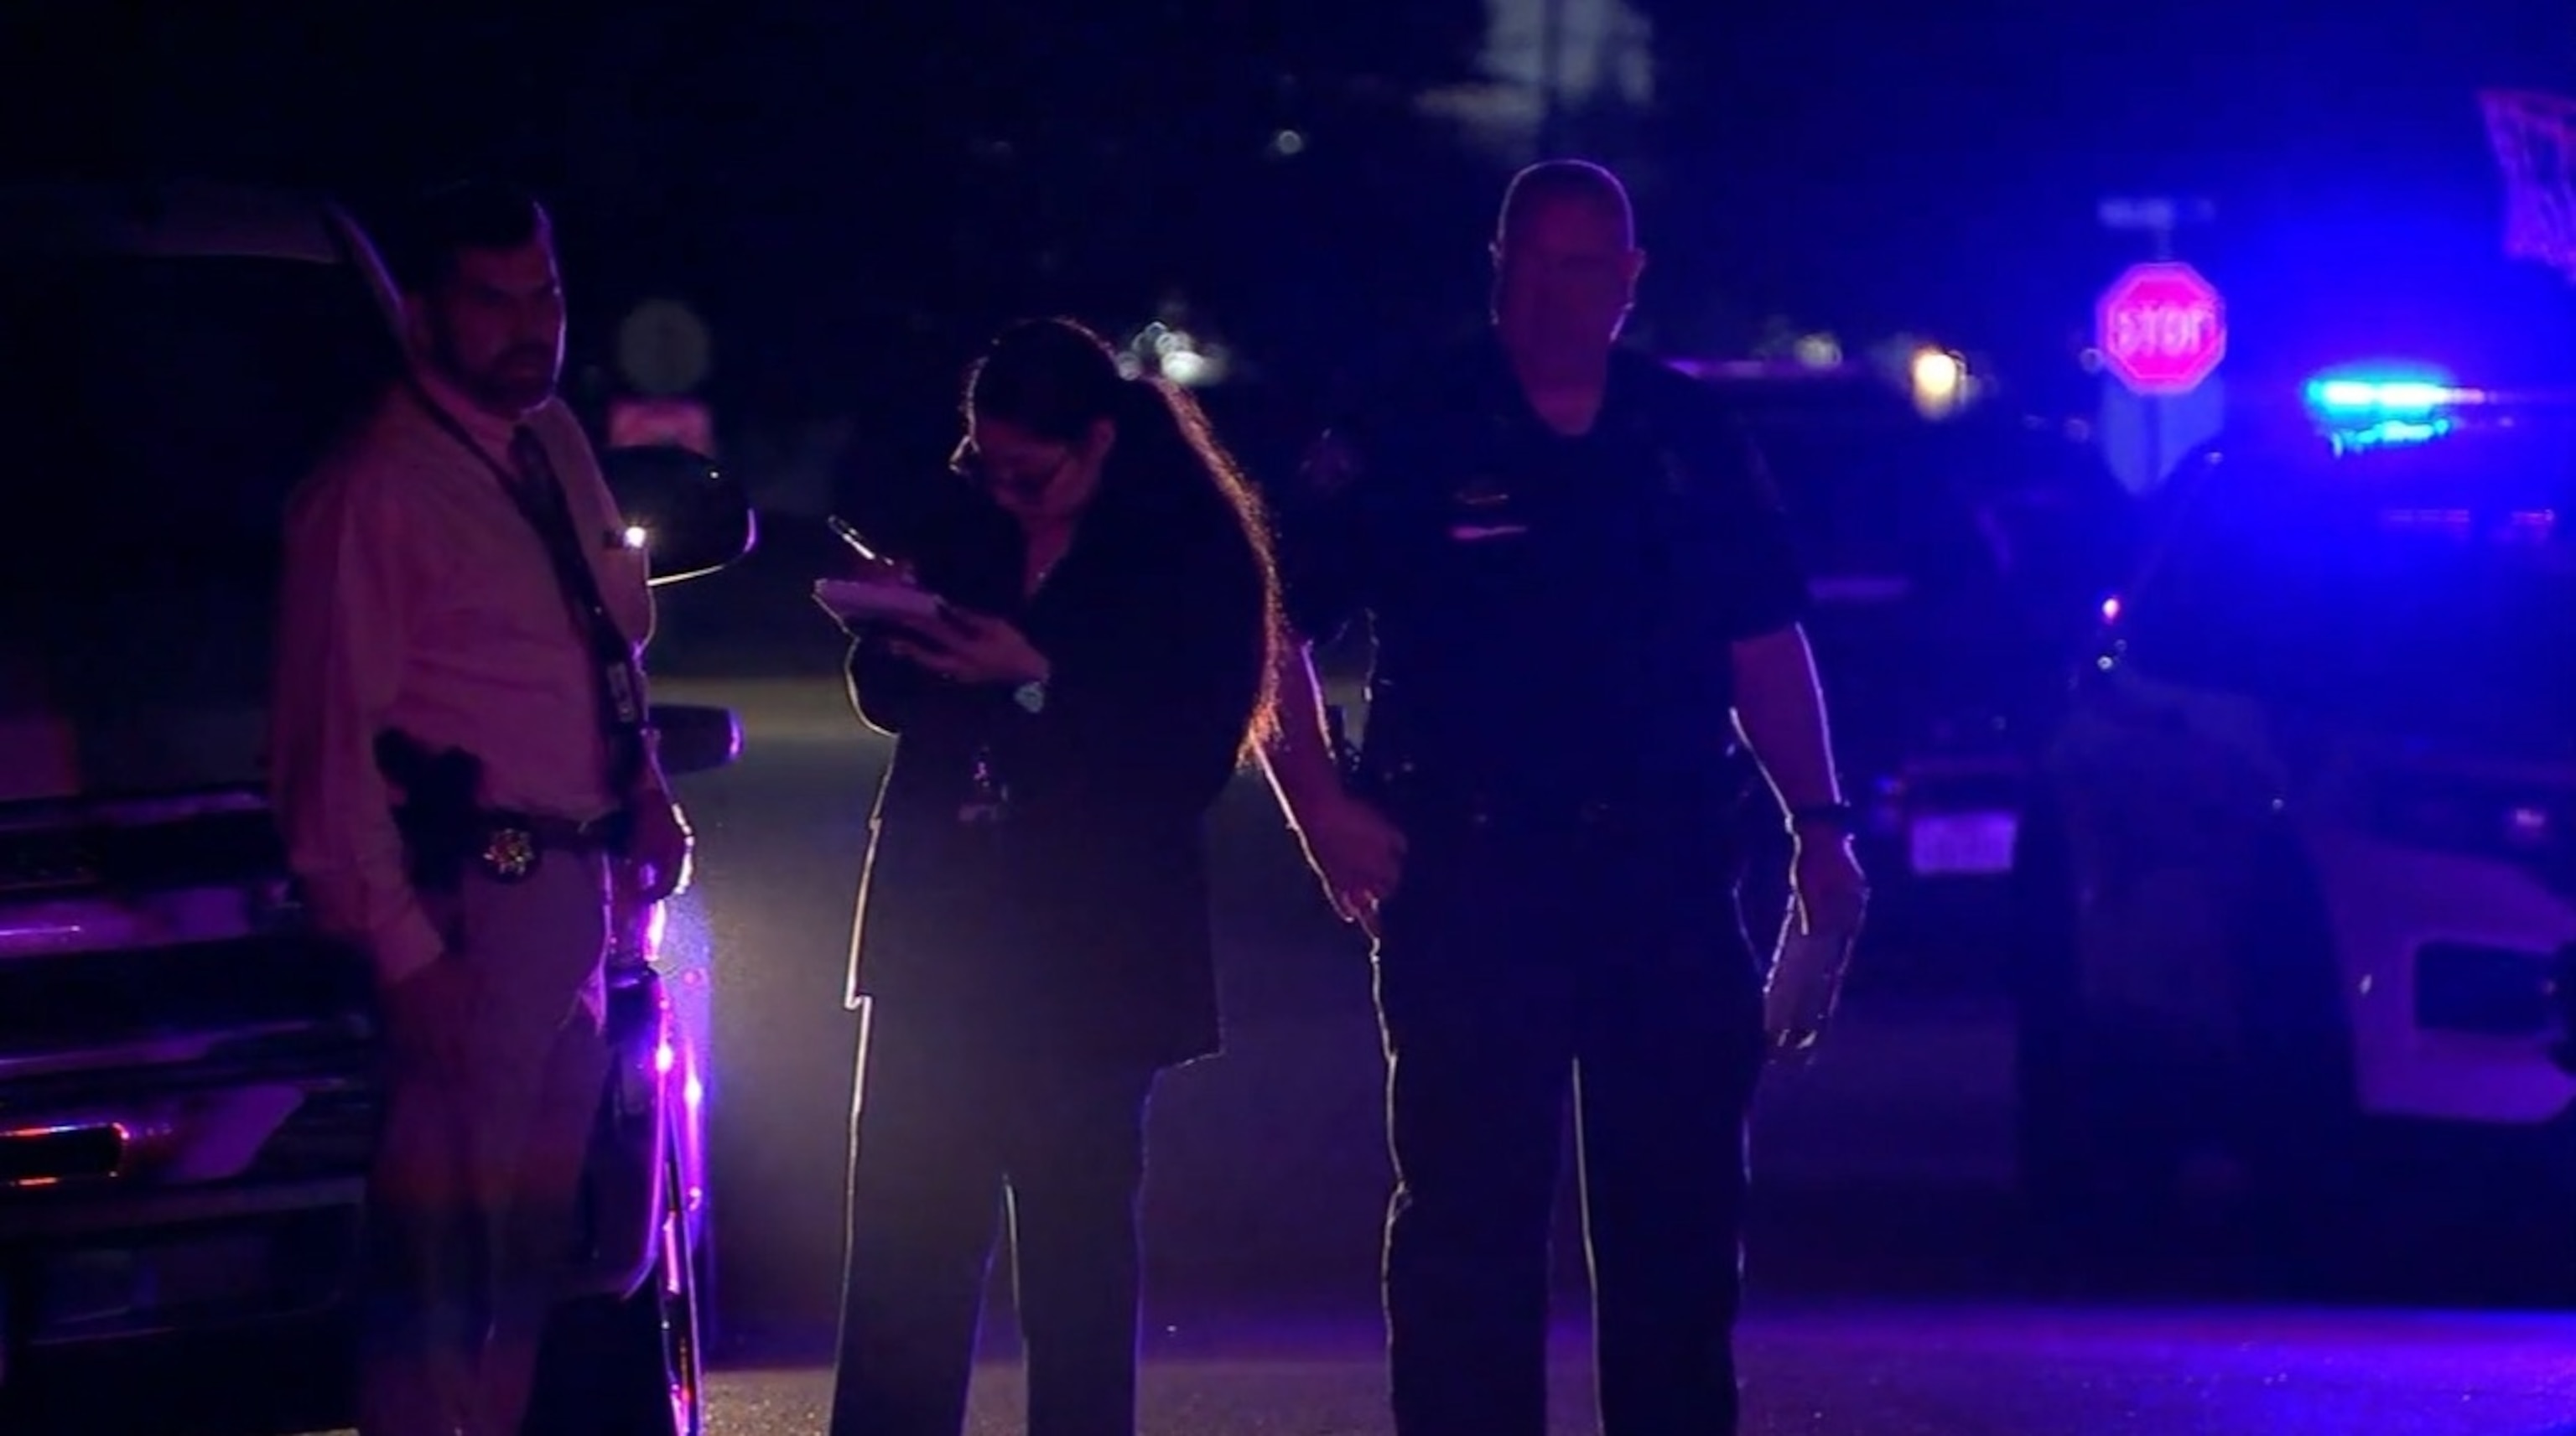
[0,181,752,1436]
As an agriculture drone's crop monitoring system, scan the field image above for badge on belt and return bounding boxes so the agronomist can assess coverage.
[480,823,541,883]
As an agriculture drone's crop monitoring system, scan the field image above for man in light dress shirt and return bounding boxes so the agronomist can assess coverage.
[270,179,692,1436]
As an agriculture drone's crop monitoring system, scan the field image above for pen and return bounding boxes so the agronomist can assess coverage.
[827,515,886,563]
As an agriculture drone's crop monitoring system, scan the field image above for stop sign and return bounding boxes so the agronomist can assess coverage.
[2095,261,2227,395]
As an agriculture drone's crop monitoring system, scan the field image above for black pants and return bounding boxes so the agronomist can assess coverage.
[1373,811,1768,1436]
[828,1007,1160,1436]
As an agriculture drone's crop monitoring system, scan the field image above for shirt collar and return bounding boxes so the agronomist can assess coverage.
[1474,330,1649,437]
[412,364,536,461]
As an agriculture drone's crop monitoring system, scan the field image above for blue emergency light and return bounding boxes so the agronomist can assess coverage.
[2301,368,2476,451]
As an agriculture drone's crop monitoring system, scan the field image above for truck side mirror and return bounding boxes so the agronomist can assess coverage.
[600,446,756,588]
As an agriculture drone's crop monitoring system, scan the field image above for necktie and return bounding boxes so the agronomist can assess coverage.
[507,426,580,541]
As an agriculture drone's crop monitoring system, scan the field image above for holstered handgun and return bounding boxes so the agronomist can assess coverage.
[375,728,483,895]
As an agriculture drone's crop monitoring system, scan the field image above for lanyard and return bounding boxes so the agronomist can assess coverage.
[405,381,650,794]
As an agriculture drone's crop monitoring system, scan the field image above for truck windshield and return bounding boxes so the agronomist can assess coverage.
[0,251,397,802]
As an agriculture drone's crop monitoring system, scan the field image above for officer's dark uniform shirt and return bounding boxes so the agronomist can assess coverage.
[1280,336,1809,814]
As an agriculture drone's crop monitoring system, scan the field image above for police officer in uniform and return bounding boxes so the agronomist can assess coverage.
[1259,160,1867,1436]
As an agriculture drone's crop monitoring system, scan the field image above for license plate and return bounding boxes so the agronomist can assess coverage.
[1908,811,2018,876]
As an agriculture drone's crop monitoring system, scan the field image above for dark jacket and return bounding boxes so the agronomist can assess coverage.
[840,465,1270,1071]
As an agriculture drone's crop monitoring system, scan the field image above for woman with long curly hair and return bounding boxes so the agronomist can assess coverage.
[821,316,1281,1436]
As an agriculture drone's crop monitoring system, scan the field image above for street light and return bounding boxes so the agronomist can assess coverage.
[1909,346,1970,418]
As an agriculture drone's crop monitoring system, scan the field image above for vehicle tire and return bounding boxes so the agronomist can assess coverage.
[2007,805,2192,1251]
[522,1138,707,1436]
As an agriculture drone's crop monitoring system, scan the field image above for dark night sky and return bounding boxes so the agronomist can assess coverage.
[9,2,2576,446]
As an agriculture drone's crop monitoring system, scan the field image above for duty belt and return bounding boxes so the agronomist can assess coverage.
[475,808,631,884]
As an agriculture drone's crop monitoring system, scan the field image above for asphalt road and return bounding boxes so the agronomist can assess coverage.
[275,525,2576,1434]
[695,1304,2576,1436]
[496,662,2576,1434]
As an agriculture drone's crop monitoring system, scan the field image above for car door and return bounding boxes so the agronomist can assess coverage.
[2050,489,2296,1040]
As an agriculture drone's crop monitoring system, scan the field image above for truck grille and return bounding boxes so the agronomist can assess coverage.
[0,934,372,1058]
[0,829,103,894]
[242,1082,383,1181]
[0,805,283,898]
[0,931,378,1139]
[0,796,385,1196]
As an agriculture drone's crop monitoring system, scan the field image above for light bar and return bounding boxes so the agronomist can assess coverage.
[2301,368,2484,451]
[2306,379,2465,416]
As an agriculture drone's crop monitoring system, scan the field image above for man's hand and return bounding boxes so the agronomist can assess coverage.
[380,959,475,1073]
[628,787,694,903]
[883,607,1052,687]
[1296,791,1407,939]
[1789,825,1868,936]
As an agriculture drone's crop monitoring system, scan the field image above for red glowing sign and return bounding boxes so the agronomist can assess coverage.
[2096,261,2226,396]
[608,396,715,456]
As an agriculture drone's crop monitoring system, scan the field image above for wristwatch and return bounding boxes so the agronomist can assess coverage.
[1012,678,1048,714]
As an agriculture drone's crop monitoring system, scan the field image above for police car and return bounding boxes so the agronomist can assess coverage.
[2011,370,2576,1230]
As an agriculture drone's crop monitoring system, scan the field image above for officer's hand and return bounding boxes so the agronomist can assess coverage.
[1298,792,1406,939]
[1789,829,1868,936]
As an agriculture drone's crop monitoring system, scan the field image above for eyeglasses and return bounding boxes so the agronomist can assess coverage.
[949,438,1073,492]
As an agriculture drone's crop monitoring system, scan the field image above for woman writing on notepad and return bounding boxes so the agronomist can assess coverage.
[821,316,1280,1436]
